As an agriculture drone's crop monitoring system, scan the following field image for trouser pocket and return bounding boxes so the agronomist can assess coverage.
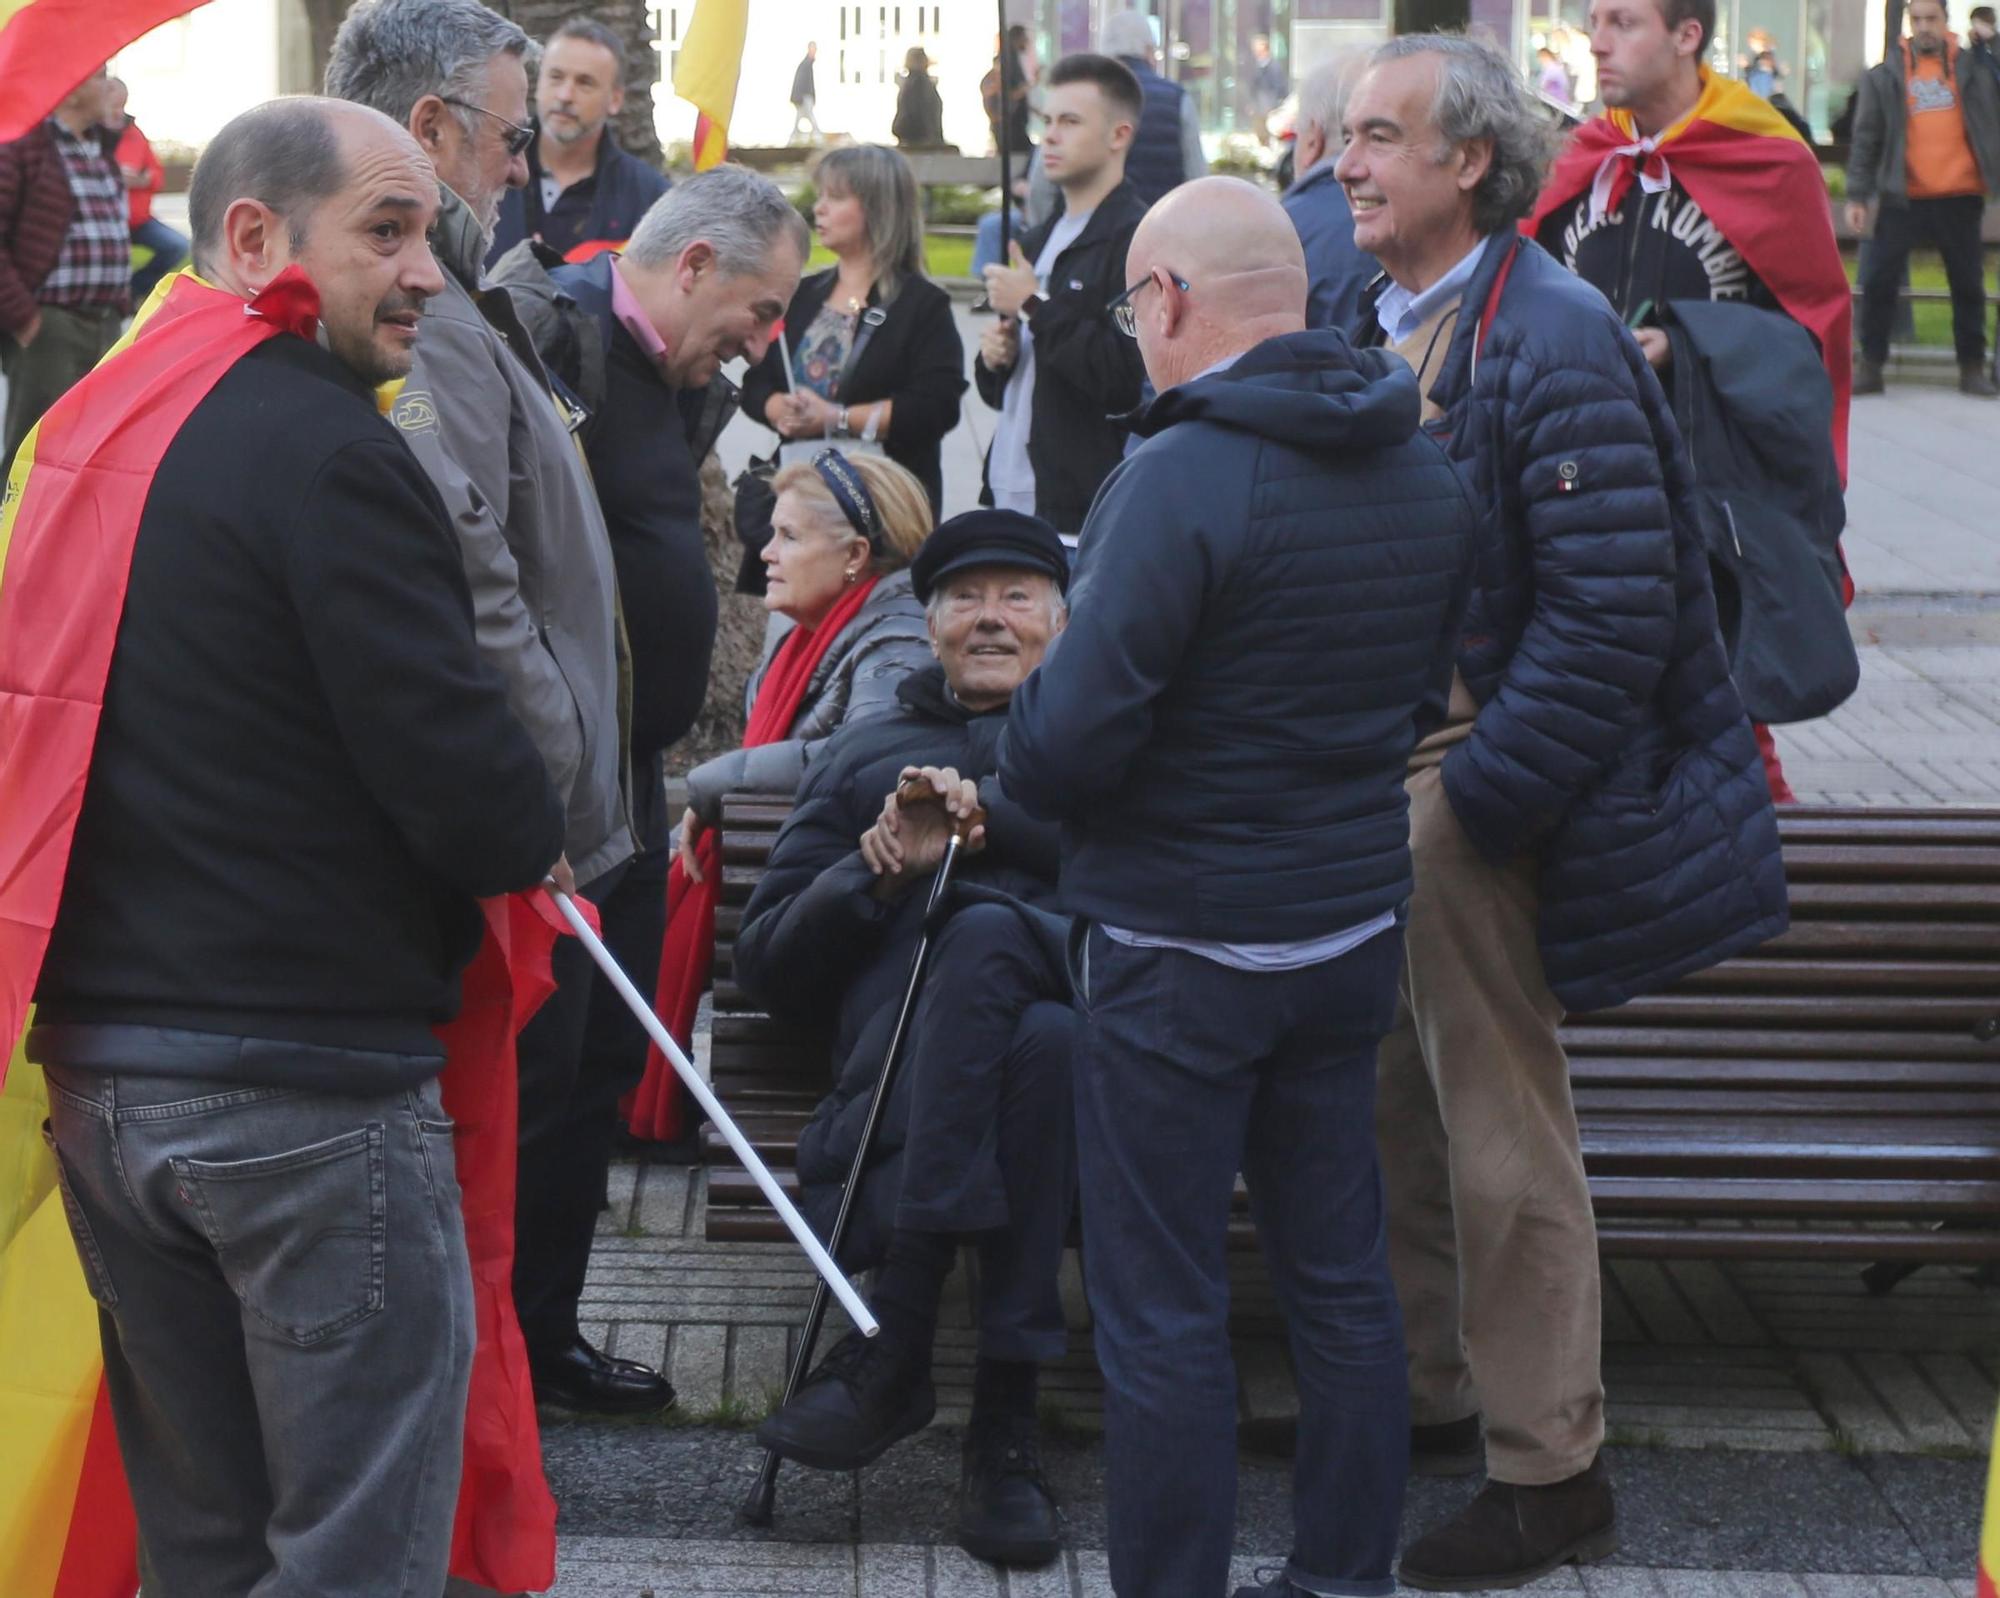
[172,1125,387,1345]
[42,1121,119,1309]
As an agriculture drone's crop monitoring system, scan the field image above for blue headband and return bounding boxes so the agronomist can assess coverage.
[811,449,881,548]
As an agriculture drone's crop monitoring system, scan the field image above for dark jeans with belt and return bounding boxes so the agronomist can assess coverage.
[42,1064,474,1598]
[1858,194,1990,365]
[1074,923,1410,1598]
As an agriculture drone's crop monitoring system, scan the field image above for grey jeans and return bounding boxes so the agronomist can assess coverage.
[42,1065,476,1598]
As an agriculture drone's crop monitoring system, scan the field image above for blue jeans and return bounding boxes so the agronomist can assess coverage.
[130,215,187,304]
[1073,925,1410,1598]
[42,1065,475,1598]
[973,210,1006,278]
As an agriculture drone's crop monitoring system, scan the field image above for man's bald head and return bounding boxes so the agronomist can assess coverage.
[190,98,417,276]
[1124,177,1309,392]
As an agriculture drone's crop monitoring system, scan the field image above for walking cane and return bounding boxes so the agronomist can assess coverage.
[545,889,880,1338]
[739,776,987,1527]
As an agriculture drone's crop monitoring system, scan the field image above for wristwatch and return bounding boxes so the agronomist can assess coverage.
[1019,292,1045,321]
[836,406,852,437]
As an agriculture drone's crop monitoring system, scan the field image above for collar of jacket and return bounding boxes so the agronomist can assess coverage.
[1026,179,1147,263]
[430,184,489,291]
[896,662,1007,724]
[1414,229,1519,413]
[1284,157,1341,199]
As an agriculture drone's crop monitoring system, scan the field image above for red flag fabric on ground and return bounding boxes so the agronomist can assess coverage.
[624,572,883,1142]
[0,0,215,142]
[0,270,565,1594]
[1527,69,1852,484]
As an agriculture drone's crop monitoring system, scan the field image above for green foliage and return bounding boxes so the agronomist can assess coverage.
[925,184,999,225]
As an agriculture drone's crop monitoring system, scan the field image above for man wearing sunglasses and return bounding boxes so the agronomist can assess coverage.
[328,0,666,1416]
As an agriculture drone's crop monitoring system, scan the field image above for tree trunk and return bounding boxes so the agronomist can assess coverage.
[494,0,664,167]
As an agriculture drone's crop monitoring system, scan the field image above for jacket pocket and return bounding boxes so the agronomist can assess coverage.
[172,1125,386,1346]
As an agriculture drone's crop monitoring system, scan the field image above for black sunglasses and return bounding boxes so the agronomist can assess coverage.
[441,96,535,157]
[1108,269,1191,337]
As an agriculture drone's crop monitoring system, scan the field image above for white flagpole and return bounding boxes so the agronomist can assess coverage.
[546,889,879,1338]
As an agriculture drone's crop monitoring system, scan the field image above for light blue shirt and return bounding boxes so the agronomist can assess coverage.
[1373,236,1488,345]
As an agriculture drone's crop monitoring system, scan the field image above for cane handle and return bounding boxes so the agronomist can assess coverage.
[895,772,987,842]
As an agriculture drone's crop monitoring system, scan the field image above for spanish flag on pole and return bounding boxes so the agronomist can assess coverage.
[0,269,568,1595]
[675,0,749,170]
[1527,68,1853,484]
[0,0,215,141]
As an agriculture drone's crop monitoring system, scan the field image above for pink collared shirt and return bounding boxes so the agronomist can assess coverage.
[609,259,671,371]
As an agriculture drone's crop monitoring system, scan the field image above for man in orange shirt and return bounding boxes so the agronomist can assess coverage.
[1847,0,2000,396]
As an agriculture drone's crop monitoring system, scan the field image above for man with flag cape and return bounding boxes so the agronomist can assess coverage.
[1528,0,1854,804]
[0,97,571,1598]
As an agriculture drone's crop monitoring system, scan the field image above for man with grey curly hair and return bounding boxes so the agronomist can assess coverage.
[1340,30,1786,1594]
[329,0,672,1420]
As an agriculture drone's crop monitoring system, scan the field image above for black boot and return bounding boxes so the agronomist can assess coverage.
[956,1412,1061,1567]
[1960,361,1999,398]
[1398,1455,1617,1591]
[1411,1413,1484,1477]
[754,1328,936,1471]
[1853,355,1886,395]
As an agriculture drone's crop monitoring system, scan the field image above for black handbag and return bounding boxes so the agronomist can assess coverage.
[730,300,890,595]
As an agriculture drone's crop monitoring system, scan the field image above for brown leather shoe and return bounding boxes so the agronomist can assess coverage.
[1398,1455,1617,1591]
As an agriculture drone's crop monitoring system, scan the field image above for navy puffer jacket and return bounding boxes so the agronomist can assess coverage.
[1001,330,1475,942]
[1367,232,1787,1010]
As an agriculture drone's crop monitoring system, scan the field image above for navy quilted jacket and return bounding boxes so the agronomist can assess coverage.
[1000,329,1476,942]
[1375,232,1788,1011]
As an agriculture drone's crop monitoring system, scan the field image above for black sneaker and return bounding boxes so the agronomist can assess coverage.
[753,1329,935,1471]
[956,1412,1061,1567]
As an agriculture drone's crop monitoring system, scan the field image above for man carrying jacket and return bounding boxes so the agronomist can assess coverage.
[326,0,654,1415]
[28,97,565,1596]
[1847,0,2000,397]
[486,16,670,265]
[978,53,1148,541]
[1340,36,1787,1588]
[1002,176,1476,1598]
[739,511,1075,1572]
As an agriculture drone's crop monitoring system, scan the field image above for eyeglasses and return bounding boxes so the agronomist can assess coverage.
[440,97,535,157]
[1108,269,1191,337]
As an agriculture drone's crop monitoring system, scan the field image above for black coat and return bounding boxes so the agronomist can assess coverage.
[33,336,563,1082]
[893,72,946,147]
[974,182,1149,535]
[487,132,670,266]
[741,268,966,514]
[1357,233,1789,1011]
[733,667,1064,1262]
[1000,330,1475,942]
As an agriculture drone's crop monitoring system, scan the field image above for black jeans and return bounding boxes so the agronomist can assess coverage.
[1858,194,1990,365]
[512,856,646,1356]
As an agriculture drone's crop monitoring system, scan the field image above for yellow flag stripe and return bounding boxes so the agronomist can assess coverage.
[673,0,749,133]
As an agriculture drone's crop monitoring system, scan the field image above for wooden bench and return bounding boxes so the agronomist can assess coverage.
[704,799,2000,1272]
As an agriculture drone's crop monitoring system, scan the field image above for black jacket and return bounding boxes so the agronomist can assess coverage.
[487,131,671,267]
[741,268,966,513]
[734,667,1064,1264]
[893,72,946,147]
[1660,297,1856,725]
[1357,234,1789,1011]
[974,182,1148,535]
[1000,330,1475,941]
[32,337,563,1084]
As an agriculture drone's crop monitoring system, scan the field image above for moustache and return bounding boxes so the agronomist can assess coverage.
[376,293,428,321]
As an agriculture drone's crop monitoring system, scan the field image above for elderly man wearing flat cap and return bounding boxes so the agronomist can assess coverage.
[735,509,1077,1571]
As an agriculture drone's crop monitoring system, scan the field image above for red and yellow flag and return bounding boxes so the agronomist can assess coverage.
[0,270,567,1595]
[0,0,214,142]
[1528,69,1853,484]
[1979,1403,1999,1598]
[675,0,749,170]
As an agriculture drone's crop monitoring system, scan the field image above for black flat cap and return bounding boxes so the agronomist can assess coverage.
[910,508,1070,604]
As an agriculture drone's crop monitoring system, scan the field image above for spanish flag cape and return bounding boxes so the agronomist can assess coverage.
[1526,69,1852,483]
[0,270,561,1596]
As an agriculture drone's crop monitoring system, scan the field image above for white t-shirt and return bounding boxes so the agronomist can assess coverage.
[987,206,1094,515]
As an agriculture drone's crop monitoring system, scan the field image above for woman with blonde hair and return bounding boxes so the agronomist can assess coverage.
[743,144,965,513]
[627,449,937,1141]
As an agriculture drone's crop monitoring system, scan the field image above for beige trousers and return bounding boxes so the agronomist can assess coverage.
[1375,763,1604,1485]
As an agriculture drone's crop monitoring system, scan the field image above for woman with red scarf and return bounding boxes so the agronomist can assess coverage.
[626,449,936,1142]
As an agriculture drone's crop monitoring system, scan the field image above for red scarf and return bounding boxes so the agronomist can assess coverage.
[624,574,883,1141]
